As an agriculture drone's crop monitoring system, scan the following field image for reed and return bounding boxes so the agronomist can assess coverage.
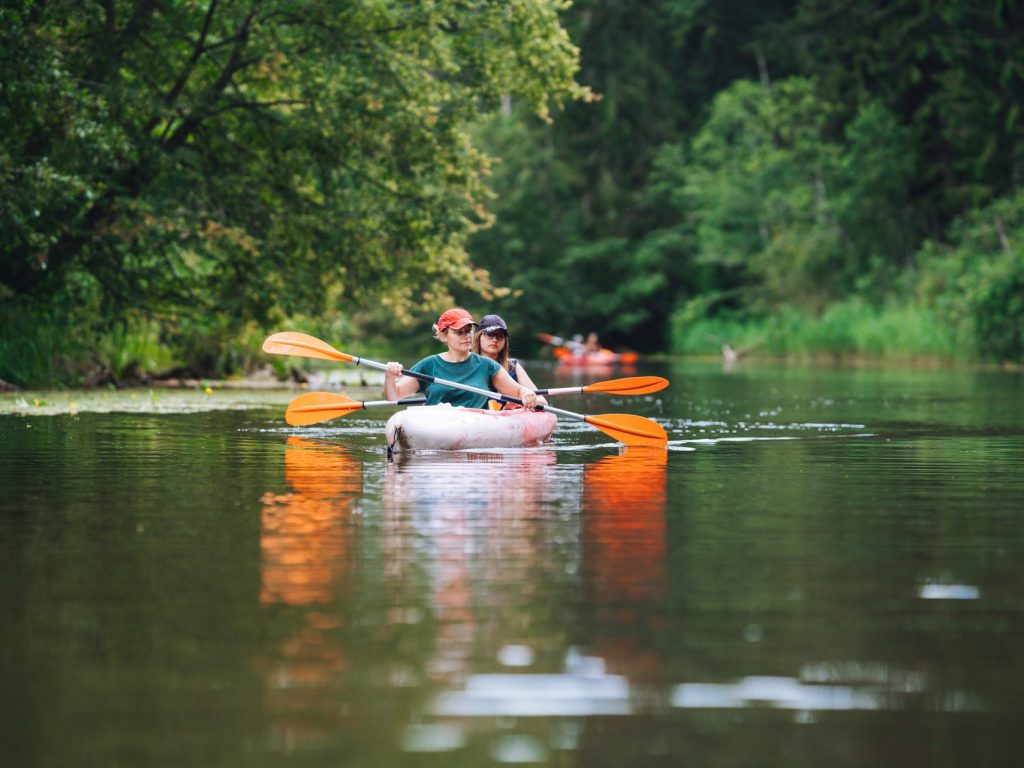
[671,299,960,361]
[0,306,70,387]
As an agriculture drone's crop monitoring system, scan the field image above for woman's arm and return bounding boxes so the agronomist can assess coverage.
[384,362,422,400]
[514,362,548,405]
[492,368,538,409]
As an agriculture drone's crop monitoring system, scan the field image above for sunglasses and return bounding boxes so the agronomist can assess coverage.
[446,324,477,336]
[481,329,507,340]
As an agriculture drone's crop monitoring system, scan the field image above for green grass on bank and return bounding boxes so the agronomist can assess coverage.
[0,308,179,389]
[0,298,993,390]
[671,300,961,362]
[0,304,429,389]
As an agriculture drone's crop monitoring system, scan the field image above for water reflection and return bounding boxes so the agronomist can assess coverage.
[260,437,360,606]
[582,448,667,683]
[672,672,980,714]
[583,447,667,602]
[252,433,997,763]
[382,449,570,690]
[396,448,669,749]
[258,437,361,749]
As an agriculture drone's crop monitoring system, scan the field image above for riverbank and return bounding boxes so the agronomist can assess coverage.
[0,367,386,417]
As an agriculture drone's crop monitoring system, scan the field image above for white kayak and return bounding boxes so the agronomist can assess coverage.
[385,404,558,452]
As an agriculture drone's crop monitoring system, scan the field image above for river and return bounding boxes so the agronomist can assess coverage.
[1,360,1022,765]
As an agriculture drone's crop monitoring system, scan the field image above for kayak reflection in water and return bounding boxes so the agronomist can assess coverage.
[472,313,547,411]
[384,307,539,410]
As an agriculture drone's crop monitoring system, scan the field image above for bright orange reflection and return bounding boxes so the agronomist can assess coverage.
[583,447,668,677]
[259,438,362,747]
[260,437,361,606]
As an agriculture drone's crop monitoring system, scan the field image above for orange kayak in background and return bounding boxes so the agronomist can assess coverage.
[553,347,640,366]
[538,333,639,366]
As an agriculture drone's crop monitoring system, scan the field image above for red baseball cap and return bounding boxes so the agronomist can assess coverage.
[437,307,476,332]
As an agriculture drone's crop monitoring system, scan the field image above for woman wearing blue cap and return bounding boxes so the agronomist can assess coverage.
[473,314,547,410]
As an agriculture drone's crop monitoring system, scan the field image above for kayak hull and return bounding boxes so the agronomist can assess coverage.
[554,348,639,366]
[385,404,558,451]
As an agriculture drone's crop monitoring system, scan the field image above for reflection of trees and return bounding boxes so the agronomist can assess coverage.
[258,437,361,748]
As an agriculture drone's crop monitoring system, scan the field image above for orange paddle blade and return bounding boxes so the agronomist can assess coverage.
[582,376,669,395]
[585,413,668,447]
[262,332,353,363]
[285,392,362,426]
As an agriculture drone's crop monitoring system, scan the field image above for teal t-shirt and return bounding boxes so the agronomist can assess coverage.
[410,353,502,408]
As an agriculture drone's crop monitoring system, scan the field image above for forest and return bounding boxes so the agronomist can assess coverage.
[2,0,1022,387]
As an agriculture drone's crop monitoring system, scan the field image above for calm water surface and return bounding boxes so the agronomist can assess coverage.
[2,361,1023,766]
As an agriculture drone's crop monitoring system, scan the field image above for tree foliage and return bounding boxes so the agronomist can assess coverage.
[920,189,1024,361]
[1,0,588,356]
[5,0,1024,380]
[679,78,917,309]
[470,0,1024,361]
[470,0,798,350]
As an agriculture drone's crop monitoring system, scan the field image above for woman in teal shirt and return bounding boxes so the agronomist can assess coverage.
[384,308,539,409]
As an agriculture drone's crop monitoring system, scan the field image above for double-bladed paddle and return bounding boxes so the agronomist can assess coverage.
[263,332,668,447]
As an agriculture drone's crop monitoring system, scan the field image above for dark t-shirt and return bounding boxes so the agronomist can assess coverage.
[410,353,502,408]
[486,359,520,410]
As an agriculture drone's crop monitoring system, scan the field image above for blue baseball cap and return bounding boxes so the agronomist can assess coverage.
[478,314,508,332]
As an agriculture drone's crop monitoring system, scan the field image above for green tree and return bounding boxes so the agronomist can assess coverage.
[920,189,1024,362]
[1,0,588,376]
[678,78,916,310]
[470,0,796,349]
[786,0,1024,223]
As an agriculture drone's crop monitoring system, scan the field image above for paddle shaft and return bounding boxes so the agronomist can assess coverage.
[362,398,426,408]
[536,385,582,396]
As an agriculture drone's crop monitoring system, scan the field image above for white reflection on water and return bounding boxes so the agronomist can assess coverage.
[671,675,981,713]
[919,582,981,599]
[498,644,536,667]
[664,417,874,447]
[491,734,550,763]
[673,676,877,710]
[417,649,979,733]
[382,449,579,688]
[433,670,633,717]
[799,661,925,691]
[423,662,981,726]
[401,723,466,753]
